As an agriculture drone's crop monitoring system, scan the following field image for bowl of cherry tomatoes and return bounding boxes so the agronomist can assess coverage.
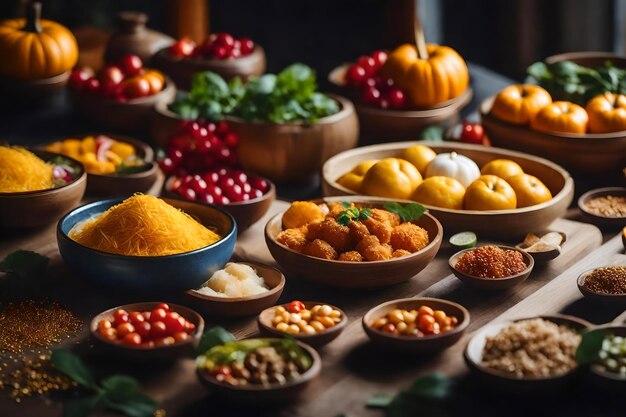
[152,32,266,90]
[70,54,176,131]
[328,50,472,143]
[90,302,204,360]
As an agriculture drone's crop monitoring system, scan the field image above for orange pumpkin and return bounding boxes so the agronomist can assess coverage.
[586,93,626,133]
[0,3,78,80]
[530,101,588,134]
[490,84,552,125]
[381,44,469,108]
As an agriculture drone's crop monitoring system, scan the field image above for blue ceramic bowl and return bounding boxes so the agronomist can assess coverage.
[57,197,237,292]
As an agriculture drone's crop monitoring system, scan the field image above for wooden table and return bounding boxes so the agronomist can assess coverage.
[1,197,624,417]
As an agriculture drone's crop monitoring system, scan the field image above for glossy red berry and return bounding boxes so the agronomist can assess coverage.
[357,56,377,75]
[371,50,388,67]
[346,65,367,87]
[215,33,235,47]
[387,88,406,109]
[362,86,381,106]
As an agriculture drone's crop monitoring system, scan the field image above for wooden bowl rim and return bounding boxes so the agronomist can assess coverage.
[577,267,626,300]
[57,197,237,259]
[257,301,348,341]
[73,76,176,106]
[586,325,626,381]
[154,44,266,67]
[0,149,87,197]
[196,338,321,392]
[362,297,470,341]
[464,314,590,382]
[481,95,626,140]
[186,261,286,303]
[449,245,535,282]
[265,196,443,266]
[544,51,626,65]
[90,301,204,350]
[514,230,566,260]
[577,187,626,221]
[0,70,71,85]
[323,140,574,216]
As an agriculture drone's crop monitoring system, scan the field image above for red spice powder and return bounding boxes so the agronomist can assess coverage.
[455,245,527,279]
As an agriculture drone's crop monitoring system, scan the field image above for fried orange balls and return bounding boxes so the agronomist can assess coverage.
[276,227,308,252]
[303,239,337,260]
[390,223,430,252]
[318,217,353,252]
[282,201,325,229]
[338,251,364,262]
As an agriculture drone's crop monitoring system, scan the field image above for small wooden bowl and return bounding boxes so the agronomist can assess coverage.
[265,196,443,289]
[196,339,321,403]
[464,315,589,391]
[152,45,266,90]
[90,302,204,361]
[186,262,285,317]
[72,77,176,132]
[257,301,348,347]
[0,70,70,100]
[515,231,567,263]
[587,325,626,391]
[449,245,534,290]
[322,141,574,238]
[577,187,626,229]
[362,297,470,353]
[162,173,276,233]
[0,150,86,229]
[577,267,626,305]
[328,64,472,143]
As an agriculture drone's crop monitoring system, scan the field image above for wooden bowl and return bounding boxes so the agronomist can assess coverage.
[577,187,626,229]
[587,325,626,391]
[162,173,276,233]
[90,302,204,361]
[197,339,321,403]
[258,301,348,347]
[577,267,626,305]
[0,150,86,229]
[73,77,176,132]
[322,141,574,238]
[515,231,567,263]
[362,297,470,352]
[45,135,159,197]
[230,94,359,183]
[186,262,285,317]
[0,71,70,100]
[265,196,443,289]
[152,45,266,90]
[328,64,472,143]
[449,245,534,290]
[464,314,589,391]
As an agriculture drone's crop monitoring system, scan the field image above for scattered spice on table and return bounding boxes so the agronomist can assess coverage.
[582,266,626,295]
[455,245,527,279]
[584,195,626,217]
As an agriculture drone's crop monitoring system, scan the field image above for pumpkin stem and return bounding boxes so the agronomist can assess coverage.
[412,0,429,60]
[24,2,42,33]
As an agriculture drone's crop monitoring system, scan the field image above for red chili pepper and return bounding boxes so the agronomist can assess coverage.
[287,300,305,314]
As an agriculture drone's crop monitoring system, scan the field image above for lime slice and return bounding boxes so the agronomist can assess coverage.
[449,231,477,249]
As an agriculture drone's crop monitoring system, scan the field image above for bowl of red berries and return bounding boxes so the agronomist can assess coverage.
[70,54,176,131]
[152,32,265,90]
[328,48,473,143]
[159,120,276,233]
[90,302,204,361]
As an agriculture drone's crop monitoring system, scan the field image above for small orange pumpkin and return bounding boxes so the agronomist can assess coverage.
[490,84,552,125]
[586,92,626,133]
[381,44,469,108]
[0,2,78,80]
[530,101,588,134]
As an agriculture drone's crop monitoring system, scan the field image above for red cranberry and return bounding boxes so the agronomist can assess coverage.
[197,138,213,154]
[214,45,229,59]
[231,48,241,58]
[387,88,406,109]
[69,68,92,89]
[198,192,215,205]
[206,122,217,132]
[215,33,235,47]
[202,155,217,168]
[241,194,250,201]
[240,38,255,54]
[345,65,366,87]
[250,189,263,199]
[206,184,223,197]
[224,133,239,148]
[189,177,207,194]
[362,86,381,106]
[218,177,235,189]
[177,186,196,201]
[242,183,252,194]
[203,172,219,184]
[225,184,243,201]
[371,50,388,67]
[217,146,232,161]
[216,121,230,135]
[119,54,143,76]
[379,99,389,109]
[249,177,268,193]
[357,56,377,75]
[216,195,230,205]
[169,135,192,152]
[232,171,248,186]
[168,149,184,164]
[160,158,176,174]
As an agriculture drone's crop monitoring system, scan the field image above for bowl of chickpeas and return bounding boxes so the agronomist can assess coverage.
[362,297,470,352]
[258,300,348,347]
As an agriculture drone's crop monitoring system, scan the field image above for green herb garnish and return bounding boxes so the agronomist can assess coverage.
[383,202,427,222]
[337,202,372,226]
[575,328,607,366]
[196,326,236,356]
[51,349,157,417]
[115,163,150,175]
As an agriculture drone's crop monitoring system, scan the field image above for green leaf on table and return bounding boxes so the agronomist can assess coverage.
[366,393,394,408]
[101,375,141,400]
[383,202,427,222]
[0,250,49,280]
[196,326,236,355]
[51,349,97,390]
[575,328,607,365]
[405,372,453,400]
[63,395,102,417]
[384,373,454,417]
[103,392,157,417]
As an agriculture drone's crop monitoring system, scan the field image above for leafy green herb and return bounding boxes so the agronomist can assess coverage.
[196,326,236,356]
[575,328,607,366]
[0,250,49,281]
[527,60,626,105]
[169,71,241,121]
[336,204,372,226]
[383,202,427,222]
[51,349,157,417]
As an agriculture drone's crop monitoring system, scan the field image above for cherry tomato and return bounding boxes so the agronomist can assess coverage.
[287,300,305,314]
[113,309,129,326]
[83,78,100,94]
[357,55,377,75]
[240,38,255,55]
[121,78,151,99]
[156,303,170,311]
[417,314,436,332]
[97,319,112,332]
[371,50,388,67]
[418,306,435,316]
[150,321,168,339]
[119,54,143,76]
[69,68,93,89]
[362,86,381,106]
[99,327,117,341]
[345,65,366,87]
[99,65,124,85]
[173,332,189,342]
[116,322,135,338]
[123,332,142,346]
[164,312,186,334]
[155,336,176,346]
[184,321,196,332]
[215,32,235,48]
[135,321,151,338]
[142,311,151,321]
[460,121,485,145]
[170,38,196,57]
[128,311,145,325]
[150,308,168,323]
[382,323,397,334]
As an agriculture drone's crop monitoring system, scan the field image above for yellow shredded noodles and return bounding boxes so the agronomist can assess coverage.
[0,146,53,192]
[69,194,222,256]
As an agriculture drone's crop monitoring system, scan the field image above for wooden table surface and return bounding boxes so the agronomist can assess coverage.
[1,196,624,417]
